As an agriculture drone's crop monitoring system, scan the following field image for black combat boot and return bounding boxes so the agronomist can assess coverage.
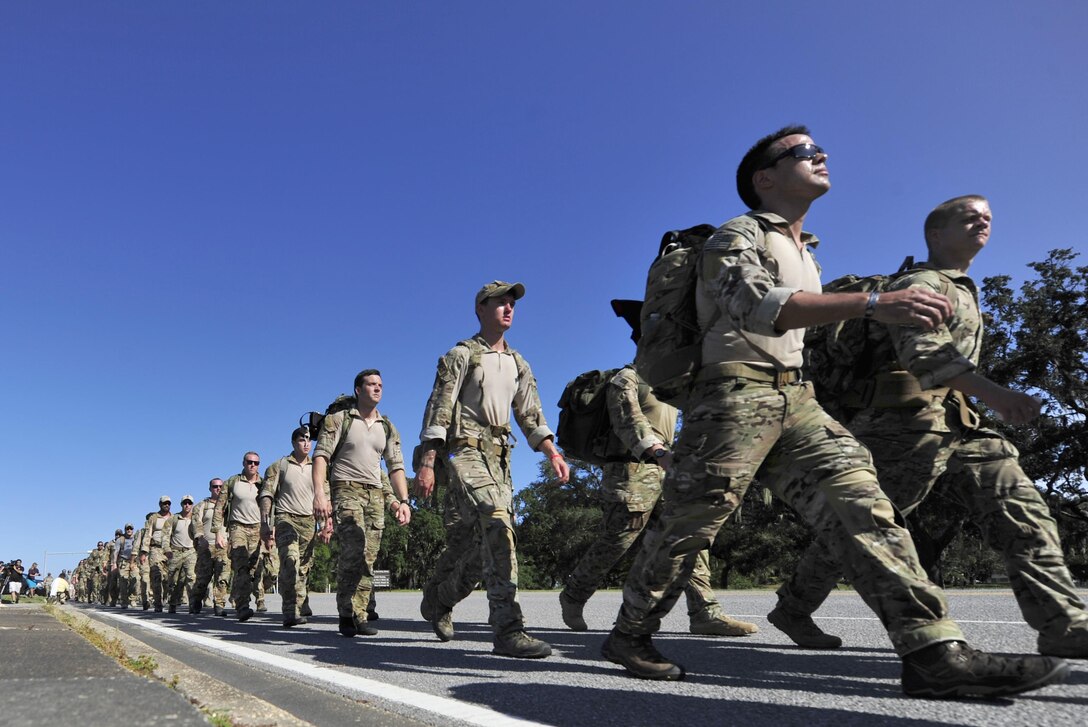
[602,628,684,680]
[901,640,1069,698]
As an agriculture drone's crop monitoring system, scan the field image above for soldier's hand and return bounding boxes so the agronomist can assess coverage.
[872,288,953,331]
[415,467,435,498]
[140,554,147,564]
[215,534,227,550]
[317,519,333,544]
[550,454,570,484]
[313,495,332,521]
[395,502,411,526]
[986,387,1043,425]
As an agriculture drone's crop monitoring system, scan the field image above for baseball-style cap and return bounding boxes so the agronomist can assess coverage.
[159,495,172,505]
[124,523,134,530]
[181,494,194,504]
[475,280,525,306]
[611,299,643,343]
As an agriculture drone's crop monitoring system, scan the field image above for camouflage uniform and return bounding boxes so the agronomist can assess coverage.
[141,511,171,610]
[213,473,263,614]
[253,537,279,610]
[564,366,723,619]
[133,527,152,608]
[616,212,965,655]
[192,492,229,610]
[420,335,553,636]
[114,530,139,607]
[260,455,317,621]
[778,264,1088,641]
[315,409,402,626]
[162,511,197,609]
[106,536,122,605]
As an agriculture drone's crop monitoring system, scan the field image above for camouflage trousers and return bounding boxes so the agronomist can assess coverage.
[193,543,230,608]
[253,540,280,608]
[138,557,151,607]
[616,378,964,656]
[166,548,196,608]
[779,409,1088,639]
[274,513,316,619]
[148,547,168,609]
[97,570,110,604]
[118,560,140,607]
[106,568,120,605]
[331,482,385,622]
[228,523,261,611]
[565,498,721,617]
[425,445,524,635]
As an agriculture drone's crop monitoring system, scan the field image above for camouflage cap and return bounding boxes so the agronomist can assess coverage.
[181,494,194,504]
[159,495,171,505]
[475,280,525,306]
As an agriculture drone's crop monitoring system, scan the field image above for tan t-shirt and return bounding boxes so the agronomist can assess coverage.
[229,480,261,525]
[168,515,194,549]
[265,456,315,516]
[699,225,821,369]
[330,416,391,487]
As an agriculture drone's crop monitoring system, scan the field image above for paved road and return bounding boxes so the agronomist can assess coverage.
[79,589,1088,726]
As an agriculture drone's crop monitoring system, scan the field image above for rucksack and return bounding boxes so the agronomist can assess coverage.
[301,394,391,463]
[555,368,628,465]
[805,256,952,421]
[634,216,772,406]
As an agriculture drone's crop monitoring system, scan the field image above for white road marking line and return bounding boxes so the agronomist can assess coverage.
[96,611,547,727]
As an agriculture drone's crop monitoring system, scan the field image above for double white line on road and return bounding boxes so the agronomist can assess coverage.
[97,611,547,727]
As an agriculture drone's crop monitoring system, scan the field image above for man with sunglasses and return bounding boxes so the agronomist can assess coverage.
[140,497,173,612]
[191,478,228,614]
[213,453,265,622]
[602,125,1070,698]
[775,195,1088,659]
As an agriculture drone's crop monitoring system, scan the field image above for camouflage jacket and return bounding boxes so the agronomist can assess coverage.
[885,263,979,390]
[601,366,678,508]
[419,335,552,450]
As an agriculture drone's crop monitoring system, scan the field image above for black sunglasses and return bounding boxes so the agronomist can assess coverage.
[762,143,826,169]
[244,460,260,466]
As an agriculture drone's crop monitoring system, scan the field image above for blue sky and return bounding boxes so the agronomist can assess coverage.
[2,1,1085,575]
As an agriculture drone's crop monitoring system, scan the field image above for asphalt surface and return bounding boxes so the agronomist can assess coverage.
[66,589,1088,726]
[0,603,208,725]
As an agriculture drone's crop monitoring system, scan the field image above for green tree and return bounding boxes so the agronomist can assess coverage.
[514,457,603,589]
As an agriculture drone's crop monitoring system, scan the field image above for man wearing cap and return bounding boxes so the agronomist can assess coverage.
[141,497,173,612]
[162,495,198,613]
[214,453,265,622]
[560,300,759,637]
[415,281,570,659]
[113,523,139,608]
[312,370,412,638]
[192,478,228,615]
[261,427,317,628]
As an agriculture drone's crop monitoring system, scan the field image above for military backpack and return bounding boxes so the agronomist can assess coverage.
[555,367,631,465]
[805,256,955,421]
[634,216,773,406]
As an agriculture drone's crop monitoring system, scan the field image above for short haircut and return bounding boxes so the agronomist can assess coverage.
[291,426,309,442]
[243,451,259,462]
[736,124,811,210]
[209,478,222,488]
[924,195,989,244]
[354,369,382,391]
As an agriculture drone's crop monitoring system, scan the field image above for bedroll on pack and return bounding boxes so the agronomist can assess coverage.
[556,368,628,465]
[804,256,925,421]
[633,224,718,407]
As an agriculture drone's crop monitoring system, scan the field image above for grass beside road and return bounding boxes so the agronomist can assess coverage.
[45,604,237,725]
